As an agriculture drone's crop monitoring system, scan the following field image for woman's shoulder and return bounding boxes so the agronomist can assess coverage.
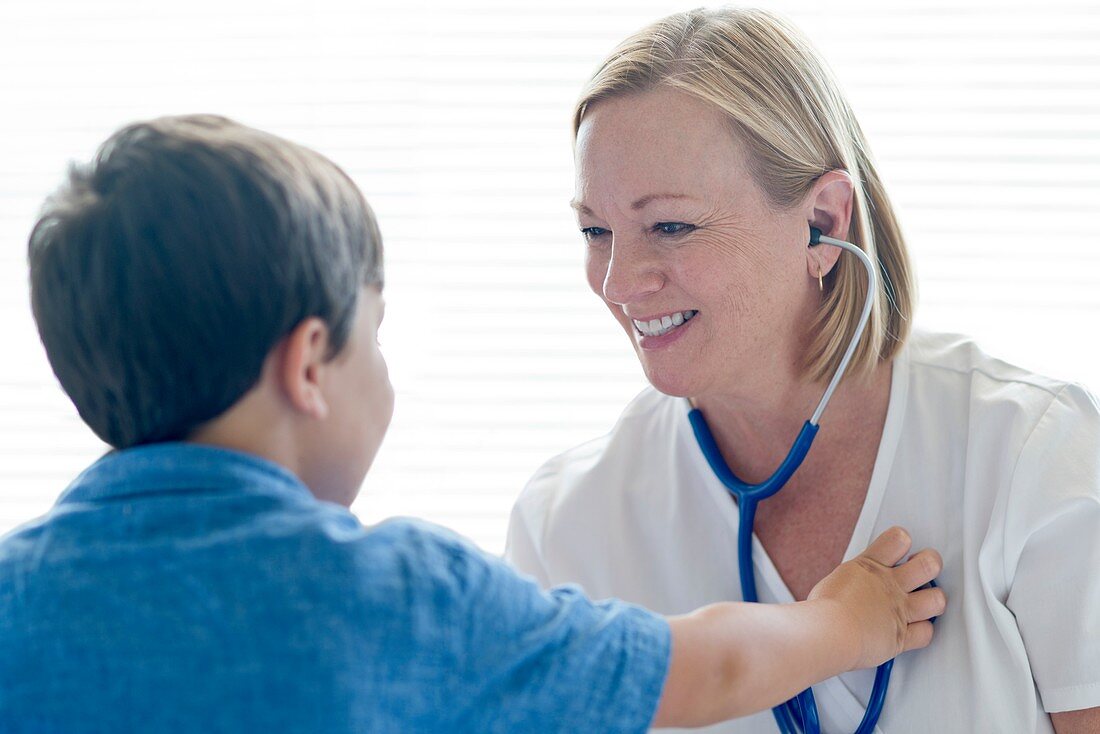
[902,329,1100,502]
[905,329,1095,416]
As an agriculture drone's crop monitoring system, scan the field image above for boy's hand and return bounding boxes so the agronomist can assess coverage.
[807,526,945,671]
[654,525,945,728]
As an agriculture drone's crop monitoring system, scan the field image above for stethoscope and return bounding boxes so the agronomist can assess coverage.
[686,226,911,734]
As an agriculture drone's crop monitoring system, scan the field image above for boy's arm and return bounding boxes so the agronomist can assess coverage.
[653,527,944,729]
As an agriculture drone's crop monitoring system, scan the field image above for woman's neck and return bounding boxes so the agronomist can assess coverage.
[691,360,893,486]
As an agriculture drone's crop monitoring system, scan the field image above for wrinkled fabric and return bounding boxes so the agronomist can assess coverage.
[0,442,669,733]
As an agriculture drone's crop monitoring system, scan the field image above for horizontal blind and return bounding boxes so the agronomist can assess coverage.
[1,0,1097,553]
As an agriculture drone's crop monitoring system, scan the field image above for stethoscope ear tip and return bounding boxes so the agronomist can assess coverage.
[809,226,823,246]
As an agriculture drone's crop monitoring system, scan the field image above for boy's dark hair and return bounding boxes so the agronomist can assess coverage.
[28,114,384,449]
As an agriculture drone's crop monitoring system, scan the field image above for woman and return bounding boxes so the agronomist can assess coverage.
[505,8,1100,733]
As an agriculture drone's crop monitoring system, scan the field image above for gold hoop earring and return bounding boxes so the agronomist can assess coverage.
[817,265,824,292]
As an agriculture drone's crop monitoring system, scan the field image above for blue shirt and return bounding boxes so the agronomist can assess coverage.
[0,443,669,733]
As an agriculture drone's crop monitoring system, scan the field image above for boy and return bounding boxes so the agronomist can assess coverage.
[0,115,944,732]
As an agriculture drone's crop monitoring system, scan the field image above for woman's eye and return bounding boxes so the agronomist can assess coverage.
[654,222,696,236]
[580,226,609,242]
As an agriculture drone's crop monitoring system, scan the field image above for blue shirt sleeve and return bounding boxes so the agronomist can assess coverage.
[367,518,671,733]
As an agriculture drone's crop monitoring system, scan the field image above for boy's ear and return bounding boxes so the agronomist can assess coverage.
[276,317,332,420]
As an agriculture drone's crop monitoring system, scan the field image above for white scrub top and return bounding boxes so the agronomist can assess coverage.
[506,330,1100,733]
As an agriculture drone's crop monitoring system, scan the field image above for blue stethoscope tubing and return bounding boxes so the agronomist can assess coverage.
[687,226,891,734]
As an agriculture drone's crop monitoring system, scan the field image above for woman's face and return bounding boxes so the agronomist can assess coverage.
[573,86,823,401]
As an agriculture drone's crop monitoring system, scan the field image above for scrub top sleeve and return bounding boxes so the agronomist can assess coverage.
[432,524,670,733]
[503,489,553,588]
[1004,385,1100,713]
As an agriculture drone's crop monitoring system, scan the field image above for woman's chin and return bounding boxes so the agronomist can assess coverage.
[640,363,699,399]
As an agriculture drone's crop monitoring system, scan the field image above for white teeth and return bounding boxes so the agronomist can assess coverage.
[632,310,698,337]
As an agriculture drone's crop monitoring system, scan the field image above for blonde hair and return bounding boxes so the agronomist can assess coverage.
[574,7,914,381]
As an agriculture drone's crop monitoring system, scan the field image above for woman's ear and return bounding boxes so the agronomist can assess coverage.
[274,317,332,420]
[805,170,854,279]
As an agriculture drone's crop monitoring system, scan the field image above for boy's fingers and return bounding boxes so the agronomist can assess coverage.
[905,586,947,622]
[860,526,912,568]
[902,620,934,653]
[893,548,943,591]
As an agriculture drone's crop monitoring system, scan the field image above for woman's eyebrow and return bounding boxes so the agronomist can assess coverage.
[569,193,694,215]
[569,200,594,216]
[630,193,692,210]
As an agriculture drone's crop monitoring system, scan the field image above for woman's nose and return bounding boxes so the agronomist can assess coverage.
[600,237,665,306]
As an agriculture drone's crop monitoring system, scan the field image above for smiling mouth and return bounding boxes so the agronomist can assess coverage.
[632,310,698,338]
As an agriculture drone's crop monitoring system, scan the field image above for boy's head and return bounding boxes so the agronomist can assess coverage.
[28,114,393,505]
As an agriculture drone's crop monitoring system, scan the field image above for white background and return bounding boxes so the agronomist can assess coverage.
[1,0,1098,553]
